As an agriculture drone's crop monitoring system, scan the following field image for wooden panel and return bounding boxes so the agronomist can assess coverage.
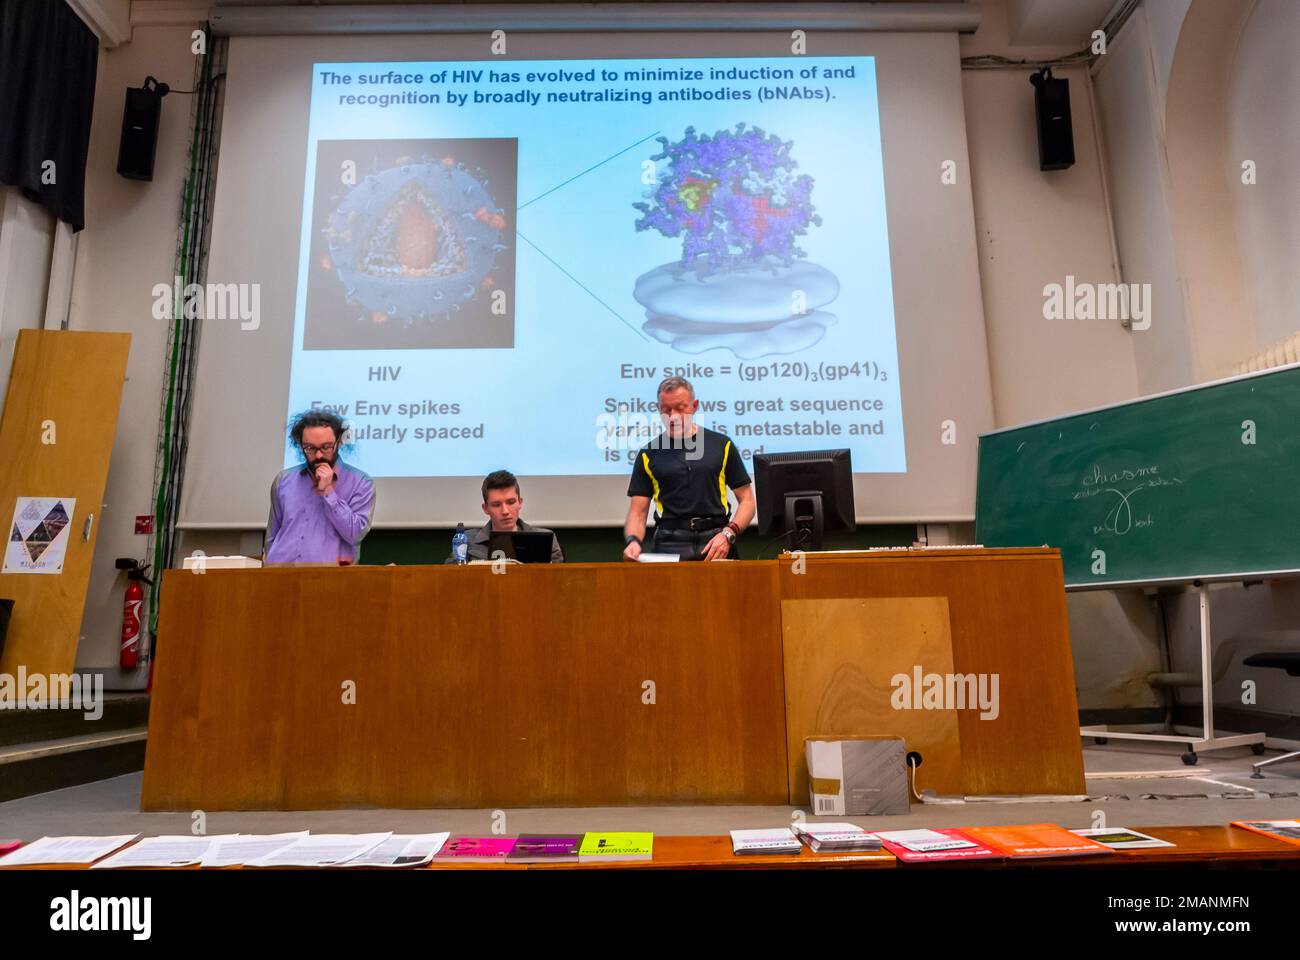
[142,561,789,810]
[0,330,131,677]
[779,549,1086,795]
[781,597,963,800]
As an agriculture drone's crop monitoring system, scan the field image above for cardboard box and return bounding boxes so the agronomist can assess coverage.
[806,736,909,815]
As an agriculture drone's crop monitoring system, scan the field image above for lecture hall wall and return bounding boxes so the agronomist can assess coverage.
[2,0,1291,733]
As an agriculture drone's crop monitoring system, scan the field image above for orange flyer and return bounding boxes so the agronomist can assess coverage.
[959,824,1112,859]
[1230,820,1300,848]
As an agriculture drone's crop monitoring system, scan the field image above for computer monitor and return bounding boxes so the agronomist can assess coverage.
[754,449,855,551]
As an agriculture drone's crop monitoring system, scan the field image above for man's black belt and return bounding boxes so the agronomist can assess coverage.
[656,516,729,533]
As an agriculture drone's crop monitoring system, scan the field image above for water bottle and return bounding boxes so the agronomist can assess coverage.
[452,522,469,565]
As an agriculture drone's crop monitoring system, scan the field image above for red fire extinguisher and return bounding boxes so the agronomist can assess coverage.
[116,559,151,670]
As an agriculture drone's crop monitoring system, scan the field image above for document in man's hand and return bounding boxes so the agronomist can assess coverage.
[636,552,680,562]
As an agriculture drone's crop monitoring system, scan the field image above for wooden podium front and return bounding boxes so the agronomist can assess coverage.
[141,550,1084,811]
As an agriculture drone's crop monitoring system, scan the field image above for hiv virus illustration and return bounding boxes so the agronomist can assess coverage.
[631,124,840,359]
[323,156,507,326]
[633,123,820,276]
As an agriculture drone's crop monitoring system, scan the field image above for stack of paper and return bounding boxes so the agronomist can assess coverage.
[1071,828,1174,850]
[794,823,882,853]
[435,837,518,862]
[0,836,138,866]
[92,835,237,869]
[342,833,451,867]
[578,833,654,862]
[961,824,1110,859]
[247,834,392,867]
[872,828,999,863]
[506,835,583,863]
[200,833,309,867]
[1230,820,1300,847]
[729,828,802,855]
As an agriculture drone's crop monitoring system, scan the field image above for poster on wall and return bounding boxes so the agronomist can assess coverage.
[3,497,76,575]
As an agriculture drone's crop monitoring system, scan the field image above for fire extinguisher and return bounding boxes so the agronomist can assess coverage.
[115,558,152,670]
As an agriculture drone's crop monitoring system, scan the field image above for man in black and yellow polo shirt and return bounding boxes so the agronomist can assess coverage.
[623,376,755,561]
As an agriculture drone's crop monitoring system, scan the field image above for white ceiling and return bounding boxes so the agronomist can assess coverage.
[1005,0,1123,46]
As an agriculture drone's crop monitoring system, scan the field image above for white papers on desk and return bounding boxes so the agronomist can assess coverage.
[636,552,680,562]
[180,555,261,569]
[1071,827,1175,850]
[92,835,237,869]
[342,833,451,867]
[247,833,391,867]
[0,835,138,866]
[199,832,309,867]
[872,828,977,853]
[729,828,802,854]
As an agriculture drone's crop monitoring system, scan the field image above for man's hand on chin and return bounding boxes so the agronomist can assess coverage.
[312,462,335,496]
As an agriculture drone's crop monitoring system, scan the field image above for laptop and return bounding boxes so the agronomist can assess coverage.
[487,530,553,564]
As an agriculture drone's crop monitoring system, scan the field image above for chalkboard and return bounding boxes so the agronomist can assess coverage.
[975,365,1300,588]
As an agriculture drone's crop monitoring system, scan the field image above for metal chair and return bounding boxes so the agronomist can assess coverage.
[1245,652,1300,779]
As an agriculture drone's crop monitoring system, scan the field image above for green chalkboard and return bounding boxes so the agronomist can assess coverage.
[976,365,1300,587]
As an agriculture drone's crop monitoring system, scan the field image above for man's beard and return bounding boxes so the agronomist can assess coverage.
[307,452,338,475]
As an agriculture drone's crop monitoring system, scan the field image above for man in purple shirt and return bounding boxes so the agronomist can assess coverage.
[264,411,375,564]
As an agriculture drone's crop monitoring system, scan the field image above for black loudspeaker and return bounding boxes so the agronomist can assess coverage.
[1029,68,1074,171]
[117,77,169,181]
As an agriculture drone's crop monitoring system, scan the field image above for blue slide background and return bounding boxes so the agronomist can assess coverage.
[285,56,903,477]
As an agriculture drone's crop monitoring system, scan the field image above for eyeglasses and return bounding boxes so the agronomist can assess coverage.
[301,442,337,455]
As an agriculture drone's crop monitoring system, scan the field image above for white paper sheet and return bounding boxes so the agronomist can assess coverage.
[871,829,975,852]
[199,832,310,867]
[91,835,237,869]
[247,833,391,867]
[342,833,450,867]
[0,835,138,866]
[1071,827,1175,850]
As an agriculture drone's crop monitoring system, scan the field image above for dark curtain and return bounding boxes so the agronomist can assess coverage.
[0,0,98,231]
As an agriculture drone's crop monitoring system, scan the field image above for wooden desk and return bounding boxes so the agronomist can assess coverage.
[142,550,1082,810]
[143,561,786,809]
[779,549,1085,796]
[7,827,1299,870]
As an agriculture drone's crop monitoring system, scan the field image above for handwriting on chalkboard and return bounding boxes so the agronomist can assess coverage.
[1072,463,1184,535]
[1080,463,1161,485]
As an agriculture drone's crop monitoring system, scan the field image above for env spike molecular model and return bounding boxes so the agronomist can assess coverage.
[632,124,840,359]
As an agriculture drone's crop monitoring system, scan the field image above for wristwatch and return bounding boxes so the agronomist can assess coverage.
[625,534,642,547]
[722,527,737,544]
